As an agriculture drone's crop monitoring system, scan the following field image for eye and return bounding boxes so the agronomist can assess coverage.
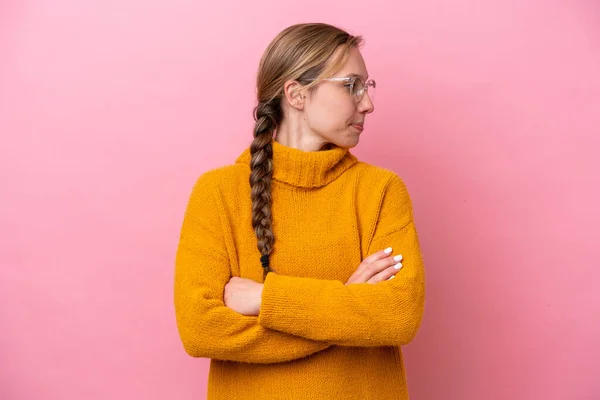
[351,78,364,95]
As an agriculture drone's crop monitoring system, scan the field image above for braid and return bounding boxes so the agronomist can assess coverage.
[250,100,281,280]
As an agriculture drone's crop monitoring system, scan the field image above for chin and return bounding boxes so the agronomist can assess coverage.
[346,130,362,148]
[330,135,360,150]
[317,128,361,150]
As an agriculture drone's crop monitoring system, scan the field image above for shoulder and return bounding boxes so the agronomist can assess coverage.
[184,163,250,216]
[352,161,408,193]
[351,161,413,225]
[192,163,249,192]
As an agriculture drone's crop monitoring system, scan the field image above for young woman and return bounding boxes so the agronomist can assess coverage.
[174,22,426,400]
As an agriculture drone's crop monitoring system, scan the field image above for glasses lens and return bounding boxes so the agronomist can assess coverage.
[365,79,376,103]
[358,79,376,102]
[352,77,364,98]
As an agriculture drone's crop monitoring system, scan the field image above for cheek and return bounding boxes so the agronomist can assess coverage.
[310,97,355,129]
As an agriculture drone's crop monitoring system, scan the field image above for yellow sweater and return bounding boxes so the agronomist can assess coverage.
[174,138,426,400]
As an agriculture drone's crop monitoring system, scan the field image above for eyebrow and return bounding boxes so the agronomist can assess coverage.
[345,73,369,81]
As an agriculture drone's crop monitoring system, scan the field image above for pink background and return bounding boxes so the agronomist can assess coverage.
[1,0,599,399]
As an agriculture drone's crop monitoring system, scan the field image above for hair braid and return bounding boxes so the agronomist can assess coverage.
[250,100,281,280]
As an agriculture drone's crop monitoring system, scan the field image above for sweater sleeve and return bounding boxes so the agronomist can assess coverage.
[257,173,426,347]
[174,174,331,363]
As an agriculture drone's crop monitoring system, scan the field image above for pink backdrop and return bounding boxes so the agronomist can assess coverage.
[1,0,599,399]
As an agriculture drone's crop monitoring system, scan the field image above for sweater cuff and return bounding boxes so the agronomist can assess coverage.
[258,273,328,332]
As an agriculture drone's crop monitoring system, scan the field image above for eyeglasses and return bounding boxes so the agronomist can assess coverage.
[307,76,376,103]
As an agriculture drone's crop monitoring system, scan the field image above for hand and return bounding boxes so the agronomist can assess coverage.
[224,277,264,316]
[345,247,403,285]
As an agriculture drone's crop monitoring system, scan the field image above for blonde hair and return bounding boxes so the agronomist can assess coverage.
[250,23,363,279]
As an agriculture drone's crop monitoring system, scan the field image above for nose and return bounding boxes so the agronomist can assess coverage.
[358,91,375,114]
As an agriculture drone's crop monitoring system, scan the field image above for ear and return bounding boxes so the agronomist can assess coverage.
[283,79,307,111]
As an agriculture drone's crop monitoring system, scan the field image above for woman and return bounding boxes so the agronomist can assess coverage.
[174,22,426,400]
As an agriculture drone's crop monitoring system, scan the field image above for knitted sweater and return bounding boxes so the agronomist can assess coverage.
[174,138,426,400]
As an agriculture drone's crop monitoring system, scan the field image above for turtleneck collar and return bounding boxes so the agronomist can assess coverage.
[235,138,358,188]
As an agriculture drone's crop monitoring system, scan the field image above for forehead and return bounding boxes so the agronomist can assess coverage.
[331,46,369,80]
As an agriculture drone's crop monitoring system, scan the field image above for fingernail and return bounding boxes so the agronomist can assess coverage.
[384,247,392,254]
[394,263,402,270]
[388,275,396,280]
[393,254,403,262]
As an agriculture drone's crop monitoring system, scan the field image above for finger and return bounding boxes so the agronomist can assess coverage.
[368,262,403,284]
[349,247,394,281]
[359,255,403,283]
[363,247,394,265]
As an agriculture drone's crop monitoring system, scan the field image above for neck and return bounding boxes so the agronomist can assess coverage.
[274,118,331,152]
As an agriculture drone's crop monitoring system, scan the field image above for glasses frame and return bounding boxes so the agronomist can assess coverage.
[306,76,376,102]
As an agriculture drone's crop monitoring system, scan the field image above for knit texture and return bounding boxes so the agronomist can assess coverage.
[174,138,426,400]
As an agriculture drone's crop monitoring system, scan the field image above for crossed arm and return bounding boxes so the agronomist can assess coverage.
[174,173,425,364]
